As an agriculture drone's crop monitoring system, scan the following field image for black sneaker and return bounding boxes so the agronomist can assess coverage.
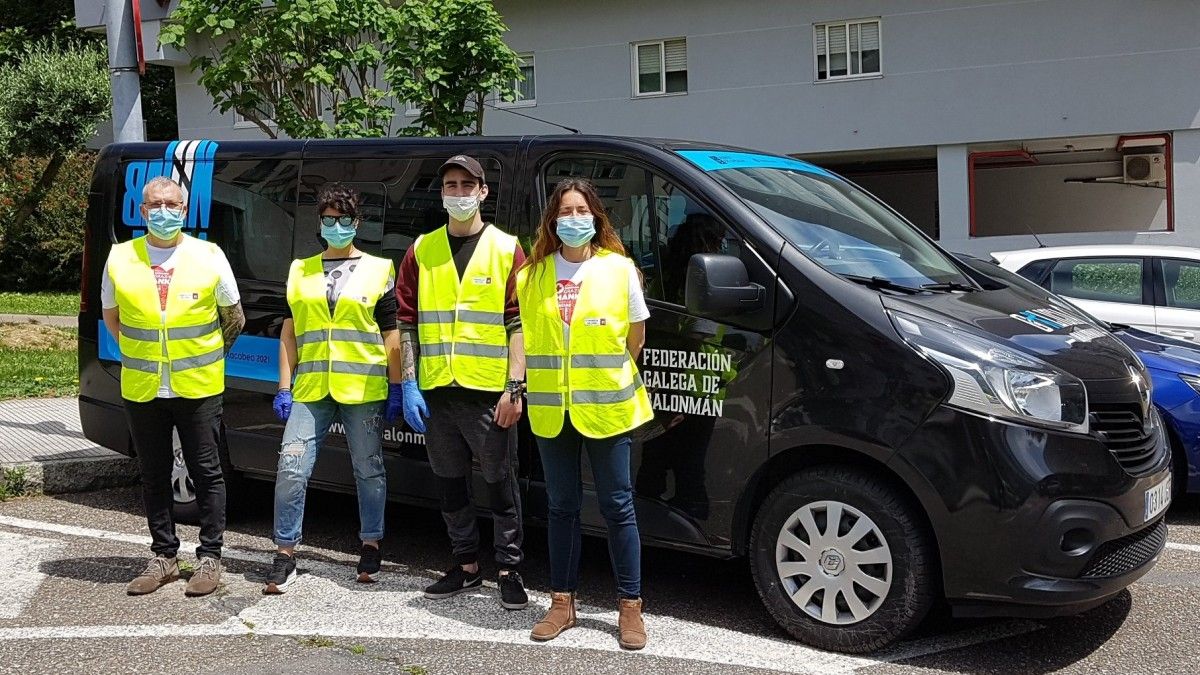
[423,566,482,599]
[263,553,297,594]
[357,544,382,583]
[498,570,529,610]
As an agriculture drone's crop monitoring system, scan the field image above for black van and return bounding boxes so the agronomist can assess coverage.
[79,136,1170,653]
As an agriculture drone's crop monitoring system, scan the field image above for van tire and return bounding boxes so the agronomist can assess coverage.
[749,466,936,654]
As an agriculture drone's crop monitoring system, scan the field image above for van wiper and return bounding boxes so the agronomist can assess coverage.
[921,281,977,292]
[842,274,923,294]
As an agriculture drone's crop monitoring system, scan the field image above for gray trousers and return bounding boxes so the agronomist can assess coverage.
[424,387,523,568]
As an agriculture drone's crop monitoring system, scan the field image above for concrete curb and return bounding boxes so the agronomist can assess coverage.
[6,455,140,496]
[0,314,78,328]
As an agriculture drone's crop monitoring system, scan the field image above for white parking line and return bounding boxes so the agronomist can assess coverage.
[0,531,63,619]
[1166,541,1200,554]
[0,515,1046,673]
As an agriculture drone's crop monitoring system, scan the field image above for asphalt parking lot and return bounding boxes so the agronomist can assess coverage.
[1,482,1198,674]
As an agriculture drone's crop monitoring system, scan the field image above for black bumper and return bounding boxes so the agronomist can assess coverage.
[894,406,1171,617]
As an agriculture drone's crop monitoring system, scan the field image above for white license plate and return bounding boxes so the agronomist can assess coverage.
[1144,477,1171,523]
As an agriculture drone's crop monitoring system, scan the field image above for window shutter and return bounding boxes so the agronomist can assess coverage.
[860,22,880,51]
[815,25,826,54]
[665,39,687,72]
[638,43,662,75]
[828,25,847,53]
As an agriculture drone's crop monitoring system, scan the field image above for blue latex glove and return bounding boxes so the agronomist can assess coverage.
[402,380,429,433]
[384,382,404,424]
[273,390,293,422]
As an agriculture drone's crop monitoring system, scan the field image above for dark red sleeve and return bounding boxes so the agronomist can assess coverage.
[505,243,527,326]
[395,246,420,327]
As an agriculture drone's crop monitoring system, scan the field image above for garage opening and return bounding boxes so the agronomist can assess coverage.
[970,133,1171,238]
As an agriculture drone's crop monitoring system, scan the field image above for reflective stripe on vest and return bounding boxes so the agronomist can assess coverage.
[107,235,226,403]
[286,252,394,404]
[517,250,653,439]
[413,225,516,392]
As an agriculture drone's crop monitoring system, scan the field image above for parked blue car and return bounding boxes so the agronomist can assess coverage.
[954,252,1196,495]
[1112,327,1199,495]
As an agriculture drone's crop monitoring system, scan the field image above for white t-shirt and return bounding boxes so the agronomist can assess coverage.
[101,241,240,398]
[553,251,650,346]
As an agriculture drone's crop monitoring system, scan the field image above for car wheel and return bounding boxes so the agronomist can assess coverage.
[749,466,936,653]
[171,432,201,525]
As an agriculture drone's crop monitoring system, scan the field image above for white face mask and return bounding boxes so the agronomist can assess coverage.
[443,194,481,222]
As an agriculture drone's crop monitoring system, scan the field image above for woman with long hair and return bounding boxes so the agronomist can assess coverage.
[517,178,654,649]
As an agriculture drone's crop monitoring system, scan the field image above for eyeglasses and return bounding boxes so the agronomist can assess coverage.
[145,200,184,210]
[320,215,356,227]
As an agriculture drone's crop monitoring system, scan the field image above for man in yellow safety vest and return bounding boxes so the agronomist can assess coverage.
[101,176,245,598]
[395,155,529,610]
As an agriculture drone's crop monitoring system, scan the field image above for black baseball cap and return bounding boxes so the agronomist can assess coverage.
[439,155,485,182]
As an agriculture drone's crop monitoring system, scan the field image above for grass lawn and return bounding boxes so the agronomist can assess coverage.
[0,324,78,399]
[0,292,80,317]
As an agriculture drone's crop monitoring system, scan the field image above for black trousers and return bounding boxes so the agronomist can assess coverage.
[424,387,523,568]
[124,394,226,559]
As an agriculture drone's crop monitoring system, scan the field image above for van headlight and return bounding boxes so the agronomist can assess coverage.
[888,309,1089,433]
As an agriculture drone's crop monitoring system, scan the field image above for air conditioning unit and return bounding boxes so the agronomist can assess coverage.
[1123,153,1167,184]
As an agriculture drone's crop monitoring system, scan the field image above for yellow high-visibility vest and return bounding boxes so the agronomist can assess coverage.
[413,225,516,391]
[517,249,653,439]
[287,252,393,404]
[107,234,226,403]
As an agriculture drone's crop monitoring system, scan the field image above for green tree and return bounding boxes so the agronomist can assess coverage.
[161,0,405,139]
[0,44,111,231]
[388,0,522,136]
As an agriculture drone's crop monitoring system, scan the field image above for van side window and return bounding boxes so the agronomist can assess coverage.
[210,159,300,283]
[652,175,742,306]
[541,156,741,306]
[297,157,503,269]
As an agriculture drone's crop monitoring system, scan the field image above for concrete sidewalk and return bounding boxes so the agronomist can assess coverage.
[0,313,77,328]
[0,397,136,495]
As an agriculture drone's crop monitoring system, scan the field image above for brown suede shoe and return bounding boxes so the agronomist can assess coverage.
[184,556,222,597]
[530,592,576,641]
[618,597,647,650]
[126,556,179,595]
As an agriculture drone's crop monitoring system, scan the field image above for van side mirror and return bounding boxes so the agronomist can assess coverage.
[685,254,765,316]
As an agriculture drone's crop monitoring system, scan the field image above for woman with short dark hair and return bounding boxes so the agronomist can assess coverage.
[264,183,403,593]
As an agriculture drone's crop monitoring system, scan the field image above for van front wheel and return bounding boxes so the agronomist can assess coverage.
[749,467,936,653]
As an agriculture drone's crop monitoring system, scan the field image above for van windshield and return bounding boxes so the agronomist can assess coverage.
[678,150,970,288]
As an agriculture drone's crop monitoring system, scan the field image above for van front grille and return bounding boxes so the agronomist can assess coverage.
[1089,404,1162,476]
[1080,518,1167,579]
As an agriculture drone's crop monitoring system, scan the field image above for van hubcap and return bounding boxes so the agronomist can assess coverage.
[775,500,892,625]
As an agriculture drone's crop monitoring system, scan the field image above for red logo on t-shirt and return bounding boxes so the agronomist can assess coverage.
[556,280,580,324]
[152,265,174,311]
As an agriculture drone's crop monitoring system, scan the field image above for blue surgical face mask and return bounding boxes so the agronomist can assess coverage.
[321,220,357,249]
[556,214,595,248]
[146,206,185,240]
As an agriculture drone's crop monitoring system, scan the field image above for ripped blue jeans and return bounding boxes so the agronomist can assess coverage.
[273,397,386,547]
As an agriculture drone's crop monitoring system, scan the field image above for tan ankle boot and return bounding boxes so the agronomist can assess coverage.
[530,592,576,641]
[618,597,646,650]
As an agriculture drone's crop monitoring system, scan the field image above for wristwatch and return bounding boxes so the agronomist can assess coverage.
[505,378,526,403]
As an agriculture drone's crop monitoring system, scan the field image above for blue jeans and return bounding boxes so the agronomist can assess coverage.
[273,398,386,547]
[537,414,641,599]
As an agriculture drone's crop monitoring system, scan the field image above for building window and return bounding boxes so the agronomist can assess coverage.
[814,19,880,81]
[632,38,687,97]
[404,100,420,117]
[498,52,535,107]
[234,81,283,126]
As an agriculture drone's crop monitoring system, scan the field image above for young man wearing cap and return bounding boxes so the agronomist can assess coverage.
[396,155,529,609]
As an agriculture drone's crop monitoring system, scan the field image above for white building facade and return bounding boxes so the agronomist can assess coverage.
[76,0,1200,257]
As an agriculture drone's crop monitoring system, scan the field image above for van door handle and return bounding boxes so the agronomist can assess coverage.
[1161,329,1195,340]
